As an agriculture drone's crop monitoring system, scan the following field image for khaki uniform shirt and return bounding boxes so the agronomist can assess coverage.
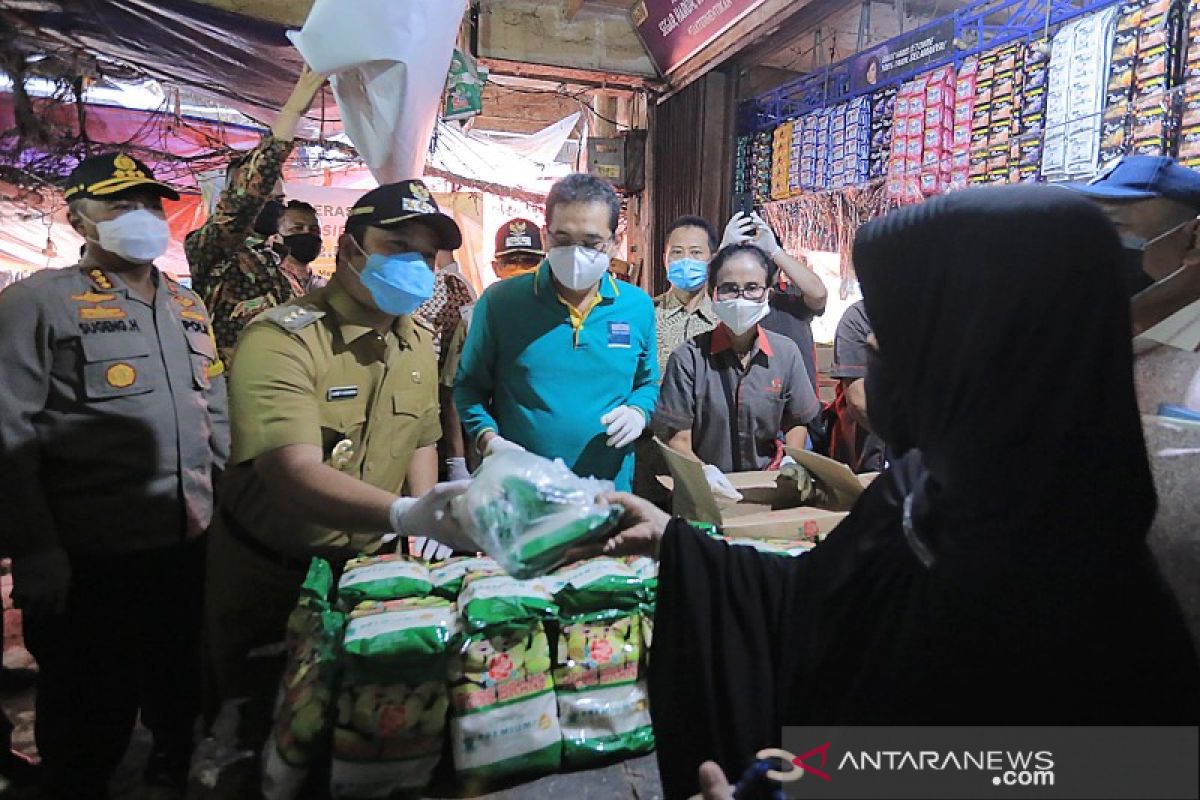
[222,280,441,559]
[654,289,718,378]
[0,264,229,557]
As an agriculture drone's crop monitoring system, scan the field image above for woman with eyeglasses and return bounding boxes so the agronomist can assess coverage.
[654,243,822,501]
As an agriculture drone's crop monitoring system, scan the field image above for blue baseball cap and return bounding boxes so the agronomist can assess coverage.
[1065,156,1200,211]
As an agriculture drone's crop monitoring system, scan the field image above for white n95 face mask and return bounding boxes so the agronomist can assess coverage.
[91,209,170,264]
[547,245,610,290]
[713,297,770,335]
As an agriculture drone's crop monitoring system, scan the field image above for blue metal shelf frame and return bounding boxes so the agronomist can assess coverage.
[740,0,1122,131]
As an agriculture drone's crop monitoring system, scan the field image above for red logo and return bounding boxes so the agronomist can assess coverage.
[802,520,821,537]
[792,742,833,781]
[488,653,513,682]
[591,639,613,663]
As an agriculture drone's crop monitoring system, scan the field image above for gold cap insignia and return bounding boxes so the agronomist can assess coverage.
[112,153,145,179]
[410,182,431,202]
[510,220,527,235]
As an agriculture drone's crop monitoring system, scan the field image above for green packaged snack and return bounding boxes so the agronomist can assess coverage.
[551,557,644,615]
[553,610,653,767]
[724,538,813,557]
[263,559,344,800]
[429,556,503,599]
[331,598,458,799]
[624,557,659,604]
[451,451,623,578]
[342,597,459,661]
[458,573,558,630]
[448,622,561,783]
[338,555,432,606]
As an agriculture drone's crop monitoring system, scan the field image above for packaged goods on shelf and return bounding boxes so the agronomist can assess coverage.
[771,122,793,200]
[1043,7,1119,180]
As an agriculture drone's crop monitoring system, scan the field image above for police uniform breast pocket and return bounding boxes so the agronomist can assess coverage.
[389,385,432,457]
[184,329,219,390]
[79,335,153,400]
[320,384,368,470]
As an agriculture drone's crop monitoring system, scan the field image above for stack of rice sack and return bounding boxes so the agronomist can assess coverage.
[1042,7,1119,181]
[1181,0,1200,167]
[771,122,794,200]
[1015,40,1049,183]
[1129,0,1183,157]
[548,558,654,767]
[329,556,458,800]
[868,86,898,180]
[263,559,345,800]
[449,570,562,786]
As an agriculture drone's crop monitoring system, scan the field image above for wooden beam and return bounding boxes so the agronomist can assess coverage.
[184,0,312,27]
[480,57,661,91]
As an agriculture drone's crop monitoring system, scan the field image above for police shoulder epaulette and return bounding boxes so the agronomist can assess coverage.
[259,304,325,332]
[411,313,437,336]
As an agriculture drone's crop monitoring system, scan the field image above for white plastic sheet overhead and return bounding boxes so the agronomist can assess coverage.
[288,0,468,184]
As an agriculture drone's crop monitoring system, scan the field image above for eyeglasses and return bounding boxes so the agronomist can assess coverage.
[547,233,611,252]
[714,282,768,301]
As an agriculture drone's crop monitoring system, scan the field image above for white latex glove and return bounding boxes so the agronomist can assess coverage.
[601,406,646,449]
[388,481,473,551]
[410,536,454,562]
[702,464,744,503]
[445,457,471,482]
[484,434,525,458]
[779,455,797,468]
[720,212,757,248]
[749,212,781,257]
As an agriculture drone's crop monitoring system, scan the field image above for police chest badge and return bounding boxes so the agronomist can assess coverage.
[105,362,137,389]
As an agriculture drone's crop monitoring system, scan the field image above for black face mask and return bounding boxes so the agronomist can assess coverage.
[283,233,322,264]
[253,199,286,237]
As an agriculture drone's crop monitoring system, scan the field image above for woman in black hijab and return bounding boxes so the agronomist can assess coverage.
[599,185,1200,799]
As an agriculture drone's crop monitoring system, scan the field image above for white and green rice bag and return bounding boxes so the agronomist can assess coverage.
[337,555,432,607]
[330,597,459,799]
[448,622,561,785]
[263,559,344,800]
[551,557,644,615]
[429,556,503,599]
[458,573,558,630]
[553,610,653,767]
[723,538,813,557]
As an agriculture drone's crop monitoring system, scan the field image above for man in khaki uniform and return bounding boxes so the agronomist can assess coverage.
[205,179,472,750]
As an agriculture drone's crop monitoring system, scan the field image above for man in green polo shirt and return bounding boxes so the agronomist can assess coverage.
[453,174,658,491]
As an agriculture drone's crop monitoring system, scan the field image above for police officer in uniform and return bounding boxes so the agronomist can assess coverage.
[205,179,474,751]
[0,153,229,799]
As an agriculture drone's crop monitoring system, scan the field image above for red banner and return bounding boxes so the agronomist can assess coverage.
[630,0,768,75]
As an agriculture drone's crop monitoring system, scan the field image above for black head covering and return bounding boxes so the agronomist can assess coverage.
[854,185,1155,539]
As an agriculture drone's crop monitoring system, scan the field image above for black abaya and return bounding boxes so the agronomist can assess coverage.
[648,186,1200,800]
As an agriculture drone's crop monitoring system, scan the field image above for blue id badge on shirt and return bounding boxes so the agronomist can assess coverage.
[608,321,632,348]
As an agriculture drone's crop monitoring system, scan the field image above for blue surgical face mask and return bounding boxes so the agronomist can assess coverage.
[667,257,708,291]
[350,238,434,316]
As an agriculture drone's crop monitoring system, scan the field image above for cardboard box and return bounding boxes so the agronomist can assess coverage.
[655,442,875,541]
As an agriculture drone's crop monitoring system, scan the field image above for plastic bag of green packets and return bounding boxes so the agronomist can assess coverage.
[552,610,653,767]
[448,622,561,785]
[337,554,433,607]
[550,557,644,615]
[262,559,345,800]
[329,597,458,799]
[429,556,503,600]
[451,450,623,579]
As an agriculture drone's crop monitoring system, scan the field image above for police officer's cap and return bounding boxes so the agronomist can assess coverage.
[494,218,545,258]
[64,153,180,203]
[348,180,463,250]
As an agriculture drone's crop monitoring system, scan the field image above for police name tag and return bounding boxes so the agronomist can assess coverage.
[607,321,632,348]
[327,386,359,401]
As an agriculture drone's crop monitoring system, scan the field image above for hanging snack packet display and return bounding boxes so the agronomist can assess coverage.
[263,559,345,800]
[771,122,793,200]
[1181,0,1200,167]
[751,129,773,204]
[734,134,752,196]
[553,610,653,767]
[330,597,459,799]
[869,85,897,180]
[451,451,623,579]
[429,556,503,600]
[337,555,432,607]
[448,622,561,784]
